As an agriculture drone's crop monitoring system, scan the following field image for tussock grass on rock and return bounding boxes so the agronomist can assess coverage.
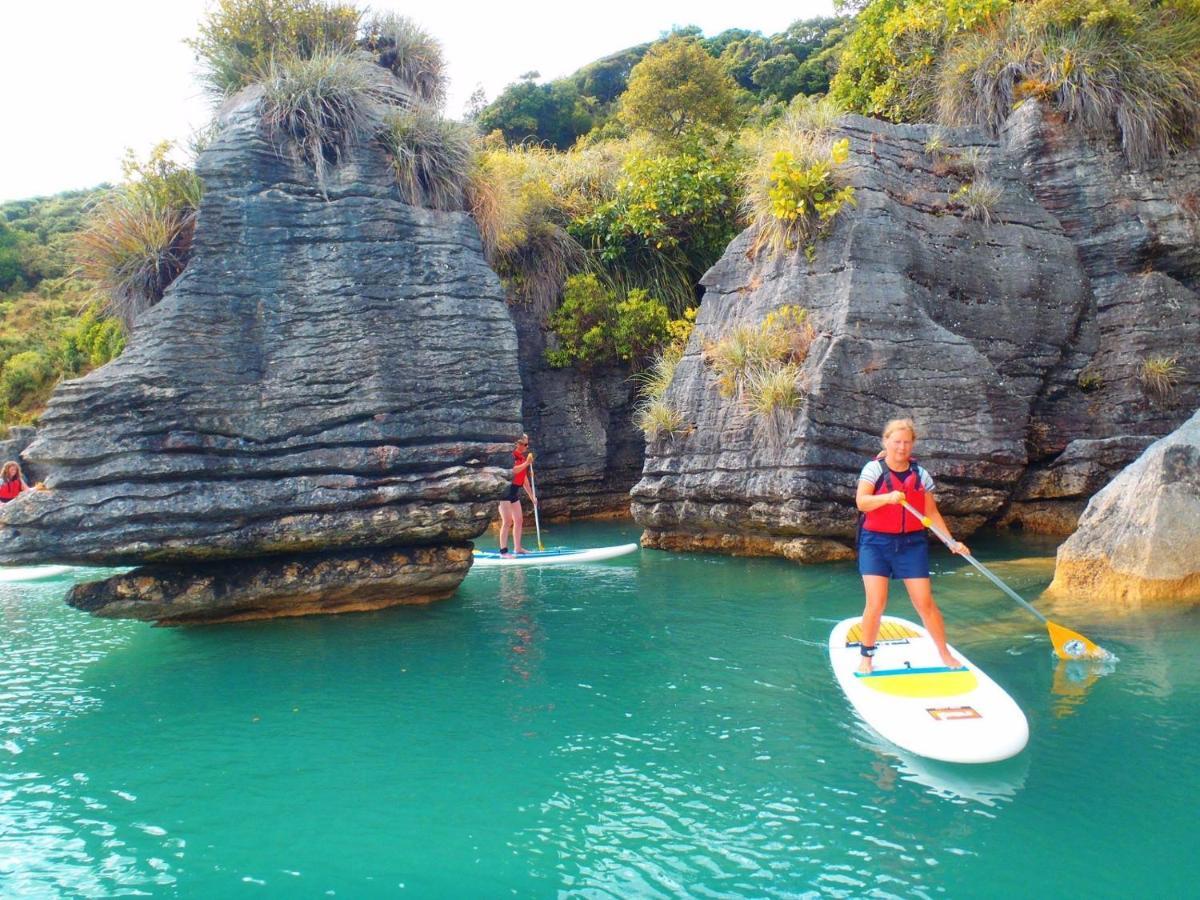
[380,106,474,210]
[260,48,387,189]
[361,12,447,108]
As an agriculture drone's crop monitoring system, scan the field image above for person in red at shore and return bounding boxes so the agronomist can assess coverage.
[855,419,969,674]
[0,460,30,503]
[497,434,538,555]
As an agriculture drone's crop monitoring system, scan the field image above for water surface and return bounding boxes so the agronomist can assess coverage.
[1,523,1195,896]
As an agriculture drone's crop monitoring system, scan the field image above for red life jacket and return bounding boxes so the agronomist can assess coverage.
[512,449,528,487]
[0,479,23,502]
[862,462,927,534]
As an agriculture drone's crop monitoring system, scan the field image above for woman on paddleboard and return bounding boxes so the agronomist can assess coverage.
[855,419,969,674]
[497,434,538,555]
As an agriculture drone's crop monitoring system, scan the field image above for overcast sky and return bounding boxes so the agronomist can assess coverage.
[0,0,835,203]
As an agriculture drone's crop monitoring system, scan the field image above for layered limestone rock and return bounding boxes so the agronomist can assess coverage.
[0,85,521,620]
[1001,102,1200,531]
[1046,409,1200,605]
[509,303,644,519]
[633,114,1090,557]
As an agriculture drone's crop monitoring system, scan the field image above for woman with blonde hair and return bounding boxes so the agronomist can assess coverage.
[0,460,30,504]
[854,419,969,674]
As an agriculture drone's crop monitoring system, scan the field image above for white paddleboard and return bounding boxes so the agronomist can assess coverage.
[0,564,75,583]
[471,543,638,568]
[829,616,1028,764]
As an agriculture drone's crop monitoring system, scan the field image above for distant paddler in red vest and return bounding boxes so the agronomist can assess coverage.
[497,434,538,555]
[855,418,969,674]
[0,460,31,504]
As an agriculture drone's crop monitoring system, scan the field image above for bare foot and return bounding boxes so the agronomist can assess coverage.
[939,649,964,669]
[514,547,530,555]
[857,657,873,675]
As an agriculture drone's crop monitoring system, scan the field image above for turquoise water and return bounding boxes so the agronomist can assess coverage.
[2,522,1197,897]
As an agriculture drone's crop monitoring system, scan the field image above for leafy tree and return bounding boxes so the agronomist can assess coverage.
[477,73,594,148]
[546,274,674,369]
[618,36,741,141]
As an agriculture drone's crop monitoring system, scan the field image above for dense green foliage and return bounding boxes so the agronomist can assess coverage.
[618,36,741,141]
[717,18,846,102]
[188,0,362,96]
[476,73,595,149]
[545,274,676,369]
[830,0,1200,164]
[0,190,104,294]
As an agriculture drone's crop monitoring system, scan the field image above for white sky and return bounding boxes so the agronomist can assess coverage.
[0,0,835,203]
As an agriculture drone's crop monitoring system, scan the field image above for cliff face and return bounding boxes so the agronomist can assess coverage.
[1001,103,1200,530]
[632,110,1200,558]
[0,87,522,621]
[509,303,644,519]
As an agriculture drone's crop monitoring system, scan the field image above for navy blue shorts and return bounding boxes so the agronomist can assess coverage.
[858,530,930,579]
[503,483,521,503]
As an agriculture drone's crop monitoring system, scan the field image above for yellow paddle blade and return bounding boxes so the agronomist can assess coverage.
[1047,620,1110,661]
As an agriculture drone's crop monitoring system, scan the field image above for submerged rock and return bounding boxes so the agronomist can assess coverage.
[1047,409,1200,605]
[68,544,472,625]
[0,85,521,620]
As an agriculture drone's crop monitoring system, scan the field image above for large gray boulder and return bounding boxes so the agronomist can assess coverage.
[1047,409,1200,605]
[0,86,522,620]
[633,115,1089,558]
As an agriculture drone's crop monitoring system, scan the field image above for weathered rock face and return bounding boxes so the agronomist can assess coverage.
[1046,409,1200,605]
[1000,103,1200,530]
[68,544,472,625]
[634,114,1091,556]
[0,86,522,620]
[509,303,644,519]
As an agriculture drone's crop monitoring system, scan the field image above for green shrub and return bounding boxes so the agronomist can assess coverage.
[379,106,474,210]
[546,273,676,369]
[260,48,386,189]
[741,107,855,257]
[1,350,52,408]
[189,0,362,97]
[569,141,743,314]
[74,145,202,330]
[619,35,741,142]
[361,12,447,107]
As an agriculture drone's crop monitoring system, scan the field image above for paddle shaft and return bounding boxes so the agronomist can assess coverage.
[901,500,1048,624]
[529,468,543,550]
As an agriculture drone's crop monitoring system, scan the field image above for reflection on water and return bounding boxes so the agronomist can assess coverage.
[1051,658,1118,719]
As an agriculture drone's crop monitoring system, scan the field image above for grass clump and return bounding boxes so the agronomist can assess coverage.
[74,143,203,328]
[379,106,474,210]
[937,0,1200,166]
[361,12,447,108]
[633,343,687,440]
[189,0,361,97]
[703,305,816,418]
[951,178,1003,224]
[260,48,386,189]
[741,102,856,258]
[1140,354,1185,398]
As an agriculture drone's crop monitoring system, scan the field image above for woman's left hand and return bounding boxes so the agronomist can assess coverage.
[952,541,970,556]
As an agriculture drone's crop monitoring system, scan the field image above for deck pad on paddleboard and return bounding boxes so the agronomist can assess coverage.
[829,615,1028,764]
[471,543,638,568]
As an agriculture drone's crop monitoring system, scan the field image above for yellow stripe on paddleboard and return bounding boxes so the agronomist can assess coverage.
[860,668,979,698]
[845,621,921,645]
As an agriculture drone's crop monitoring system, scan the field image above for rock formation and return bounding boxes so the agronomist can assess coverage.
[1046,409,1200,605]
[0,85,522,622]
[632,108,1200,559]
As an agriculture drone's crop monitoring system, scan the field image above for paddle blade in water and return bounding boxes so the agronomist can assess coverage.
[1047,620,1111,661]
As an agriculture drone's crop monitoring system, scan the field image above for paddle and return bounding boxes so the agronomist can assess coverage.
[528,467,544,551]
[900,500,1111,661]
